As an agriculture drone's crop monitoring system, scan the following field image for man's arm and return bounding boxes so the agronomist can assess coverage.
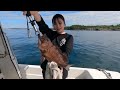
[23,11,55,39]
[35,16,54,38]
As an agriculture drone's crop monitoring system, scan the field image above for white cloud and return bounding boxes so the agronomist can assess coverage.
[1,11,120,28]
[63,11,120,26]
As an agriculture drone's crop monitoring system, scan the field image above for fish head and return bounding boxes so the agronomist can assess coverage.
[40,34,53,49]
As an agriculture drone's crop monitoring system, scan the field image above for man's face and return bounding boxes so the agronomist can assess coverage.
[53,18,65,34]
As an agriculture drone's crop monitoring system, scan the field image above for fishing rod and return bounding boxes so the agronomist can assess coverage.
[26,11,42,37]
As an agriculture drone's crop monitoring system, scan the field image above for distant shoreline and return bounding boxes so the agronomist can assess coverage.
[4,28,120,31]
[64,24,120,31]
[4,24,120,31]
[4,29,120,31]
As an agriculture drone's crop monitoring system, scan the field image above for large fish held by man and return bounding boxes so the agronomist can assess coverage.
[38,34,68,68]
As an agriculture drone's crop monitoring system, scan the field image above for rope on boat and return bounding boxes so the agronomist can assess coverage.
[97,68,112,79]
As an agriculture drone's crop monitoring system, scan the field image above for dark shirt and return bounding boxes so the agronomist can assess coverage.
[36,16,73,58]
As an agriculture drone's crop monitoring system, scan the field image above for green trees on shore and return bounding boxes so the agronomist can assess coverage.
[65,24,120,31]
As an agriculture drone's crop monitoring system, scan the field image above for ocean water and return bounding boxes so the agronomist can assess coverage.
[3,29,120,72]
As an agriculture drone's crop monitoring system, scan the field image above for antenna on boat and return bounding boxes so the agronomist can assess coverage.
[26,11,42,38]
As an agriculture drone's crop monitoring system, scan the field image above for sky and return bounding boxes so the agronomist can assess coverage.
[0,11,120,28]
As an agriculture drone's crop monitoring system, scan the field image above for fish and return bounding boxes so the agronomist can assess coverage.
[38,34,68,68]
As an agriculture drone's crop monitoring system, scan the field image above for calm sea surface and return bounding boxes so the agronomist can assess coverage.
[3,29,120,72]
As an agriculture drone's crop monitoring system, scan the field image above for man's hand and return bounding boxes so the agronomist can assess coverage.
[23,11,38,16]
[23,11,41,22]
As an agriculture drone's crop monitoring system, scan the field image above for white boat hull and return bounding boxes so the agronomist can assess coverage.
[18,64,120,79]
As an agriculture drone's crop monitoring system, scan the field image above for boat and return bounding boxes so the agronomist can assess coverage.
[0,23,120,79]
